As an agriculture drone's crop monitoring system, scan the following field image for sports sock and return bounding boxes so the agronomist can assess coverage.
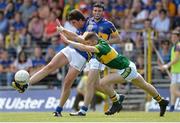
[80,106,88,114]
[110,93,119,103]
[170,105,174,111]
[153,95,162,103]
[55,106,63,113]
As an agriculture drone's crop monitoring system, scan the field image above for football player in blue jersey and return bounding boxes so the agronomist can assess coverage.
[12,8,123,117]
[58,3,123,116]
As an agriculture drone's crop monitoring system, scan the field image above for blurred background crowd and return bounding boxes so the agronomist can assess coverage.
[0,0,179,88]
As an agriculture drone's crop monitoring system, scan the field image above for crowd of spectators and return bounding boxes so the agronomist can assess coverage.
[0,0,179,86]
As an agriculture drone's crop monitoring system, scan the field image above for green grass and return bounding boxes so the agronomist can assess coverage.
[0,112,180,122]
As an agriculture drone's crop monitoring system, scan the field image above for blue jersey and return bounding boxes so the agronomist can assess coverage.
[73,19,92,61]
[86,17,118,40]
[73,17,118,60]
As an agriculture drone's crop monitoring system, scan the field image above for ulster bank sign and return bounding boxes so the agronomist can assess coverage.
[0,89,76,112]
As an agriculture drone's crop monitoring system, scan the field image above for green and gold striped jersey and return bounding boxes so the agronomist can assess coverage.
[94,38,130,70]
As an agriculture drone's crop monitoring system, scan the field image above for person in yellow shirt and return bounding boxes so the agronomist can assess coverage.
[161,30,180,112]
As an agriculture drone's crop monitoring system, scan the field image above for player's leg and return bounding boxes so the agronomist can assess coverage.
[169,74,180,111]
[54,47,87,117]
[99,73,126,115]
[131,74,169,116]
[12,50,69,93]
[53,66,80,117]
[29,52,68,85]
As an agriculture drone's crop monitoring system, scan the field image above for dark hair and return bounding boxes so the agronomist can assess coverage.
[18,50,27,63]
[159,9,167,15]
[93,2,105,10]
[68,9,85,21]
[84,32,99,41]
[0,10,4,16]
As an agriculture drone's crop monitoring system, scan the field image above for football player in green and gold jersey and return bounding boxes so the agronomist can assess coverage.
[60,31,169,117]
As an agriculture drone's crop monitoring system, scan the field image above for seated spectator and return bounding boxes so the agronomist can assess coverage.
[120,18,137,42]
[47,37,65,53]
[0,0,7,11]
[152,9,170,37]
[28,15,44,43]
[5,26,19,58]
[19,27,31,48]
[130,1,149,29]
[14,0,23,11]
[43,11,59,42]
[172,5,180,29]
[11,50,32,73]
[0,49,13,86]
[0,33,4,50]
[29,46,46,75]
[0,10,8,35]
[12,12,25,31]
[4,1,15,20]
[19,0,37,26]
[149,1,163,19]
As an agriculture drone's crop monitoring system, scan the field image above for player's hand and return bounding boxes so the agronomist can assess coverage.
[161,64,169,70]
[12,81,28,93]
[56,19,64,32]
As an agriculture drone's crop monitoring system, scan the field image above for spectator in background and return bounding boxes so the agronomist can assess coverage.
[167,0,176,17]
[19,0,37,26]
[130,0,148,30]
[43,11,59,42]
[161,30,180,112]
[144,0,156,13]
[157,39,171,78]
[120,18,137,42]
[5,26,19,49]
[12,12,25,31]
[152,9,170,38]
[0,49,13,86]
[5,26,19,59]
[0,10,8,35]
[0,33,4,50]
[28,15,44,43]
[0,0,7,11]
[172,5,180,29]
[4,1,15,20]
[149,1,163,19]
[30,46,46,75]
[47,36,65,53]
[14,0,23,11]
[135,54,144,77]
[11,50,32,72]
[19,27,31,48]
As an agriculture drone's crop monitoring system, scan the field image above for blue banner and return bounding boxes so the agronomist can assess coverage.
[0,88,77,112]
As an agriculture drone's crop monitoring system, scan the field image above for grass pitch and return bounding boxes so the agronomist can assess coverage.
[0,112,180,122]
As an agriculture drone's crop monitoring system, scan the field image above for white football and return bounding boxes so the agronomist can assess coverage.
[15,70,30,84]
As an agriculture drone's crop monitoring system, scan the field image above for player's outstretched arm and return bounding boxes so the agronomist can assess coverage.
[60,33,97,53]
[56,19,84,43]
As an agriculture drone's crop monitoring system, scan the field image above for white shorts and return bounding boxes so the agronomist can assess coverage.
[84,58,105,71]
[171,73,180,84]
[118,61,138,81]
[60,46,86,71]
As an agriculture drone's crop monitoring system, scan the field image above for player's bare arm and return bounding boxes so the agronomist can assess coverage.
[60,33,97,53]
[56,19,84,43]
